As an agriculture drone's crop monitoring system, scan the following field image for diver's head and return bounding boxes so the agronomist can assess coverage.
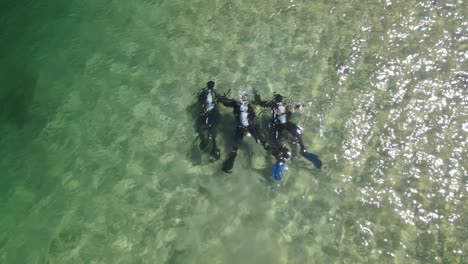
[207,81,215,89]
[274,93,284,103]
[239,92,248,104]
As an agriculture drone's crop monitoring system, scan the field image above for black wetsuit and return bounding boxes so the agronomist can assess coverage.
[255,93,322,169]
[218,96,268,172]
[196,82,221,160]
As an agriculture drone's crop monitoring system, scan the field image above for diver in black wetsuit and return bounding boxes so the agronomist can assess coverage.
[255,93,322,179]
[218,94,269,173]
[196,81,221,160]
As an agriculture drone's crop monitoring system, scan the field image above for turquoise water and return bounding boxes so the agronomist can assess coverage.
[0,0,466,263]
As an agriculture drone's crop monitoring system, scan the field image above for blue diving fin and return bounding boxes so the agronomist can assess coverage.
[272,162,286,181]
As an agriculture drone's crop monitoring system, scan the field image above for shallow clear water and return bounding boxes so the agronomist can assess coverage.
[0,0,466,263]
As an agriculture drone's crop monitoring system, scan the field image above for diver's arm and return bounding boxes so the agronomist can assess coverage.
[197,89,207,104]
[248,105,256,122]
[286,100,305,110]
[284,101,305,119]
[218,95,237,108]
[253,93,272,107]
[286,110,293,120]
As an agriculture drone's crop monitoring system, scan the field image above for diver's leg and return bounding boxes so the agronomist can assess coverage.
[285,122,322,169]
[198,113,210,151]
[276,123,287,147]
[271,121,280,146]
[207,110,220,160]
[222,126,244,173]
[285,122,305,149]
[248,125,269,150]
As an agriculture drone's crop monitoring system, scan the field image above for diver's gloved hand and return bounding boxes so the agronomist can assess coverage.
[300,150,322,169]
[272,161,286,181]
[222,151,237,173]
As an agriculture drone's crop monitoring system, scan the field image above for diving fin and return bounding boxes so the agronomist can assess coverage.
[300,150,322,169]
[272,161,286,181]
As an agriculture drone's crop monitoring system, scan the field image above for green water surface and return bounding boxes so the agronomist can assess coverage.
[0,0,466,263]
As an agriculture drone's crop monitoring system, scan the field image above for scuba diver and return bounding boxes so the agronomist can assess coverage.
[195,81,221,161]
[218,92,270,173]
[254,92,322,180]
